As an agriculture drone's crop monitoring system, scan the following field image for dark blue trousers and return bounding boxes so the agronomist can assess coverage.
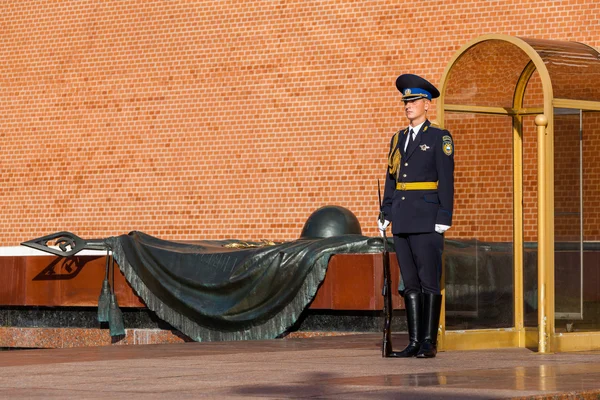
[393,232,444,295]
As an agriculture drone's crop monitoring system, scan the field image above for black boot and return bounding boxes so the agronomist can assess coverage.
[416,293,442,358]
[389,292,422,358]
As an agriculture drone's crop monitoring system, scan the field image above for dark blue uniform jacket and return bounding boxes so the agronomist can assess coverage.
[382,120,454,234]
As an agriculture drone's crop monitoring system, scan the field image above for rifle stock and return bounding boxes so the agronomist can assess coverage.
[381,231,393,357]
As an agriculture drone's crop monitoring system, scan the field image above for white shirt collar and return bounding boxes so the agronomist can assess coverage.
[408,121,425,136]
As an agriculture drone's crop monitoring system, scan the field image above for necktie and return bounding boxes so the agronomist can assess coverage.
[405,128,414,152]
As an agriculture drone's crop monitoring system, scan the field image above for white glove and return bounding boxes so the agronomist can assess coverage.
[435,224,450,234]
[378,219,390,236]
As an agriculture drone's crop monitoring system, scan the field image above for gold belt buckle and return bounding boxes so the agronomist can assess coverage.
[399,182,406,190]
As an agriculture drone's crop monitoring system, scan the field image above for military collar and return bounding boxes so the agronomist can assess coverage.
[407,119,430,135]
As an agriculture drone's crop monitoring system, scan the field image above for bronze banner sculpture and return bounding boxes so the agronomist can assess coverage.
[22,206,387,342]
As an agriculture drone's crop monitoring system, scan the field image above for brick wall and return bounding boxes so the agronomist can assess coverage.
[1,1,600,245]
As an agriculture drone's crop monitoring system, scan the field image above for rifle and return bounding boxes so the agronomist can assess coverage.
[378,179,393,357]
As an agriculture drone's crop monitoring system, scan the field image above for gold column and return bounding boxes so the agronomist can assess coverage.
[512,61,536,344]
[535,114,549,353]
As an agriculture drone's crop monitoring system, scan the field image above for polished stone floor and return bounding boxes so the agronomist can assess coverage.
[1,333,600,399]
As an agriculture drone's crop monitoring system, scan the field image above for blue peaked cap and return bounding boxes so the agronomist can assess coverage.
[396,74,440,101]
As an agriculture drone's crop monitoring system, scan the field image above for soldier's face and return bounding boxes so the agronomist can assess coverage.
[403,98,429,123]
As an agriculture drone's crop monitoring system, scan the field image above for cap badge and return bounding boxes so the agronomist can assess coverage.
[404,89,411,95]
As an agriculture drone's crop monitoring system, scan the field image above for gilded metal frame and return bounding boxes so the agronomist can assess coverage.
[437,34,600,353]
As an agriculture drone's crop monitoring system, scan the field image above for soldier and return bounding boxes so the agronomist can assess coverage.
[378,74,455,358]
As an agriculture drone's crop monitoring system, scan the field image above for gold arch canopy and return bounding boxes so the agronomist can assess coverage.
[438,34,600,353]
